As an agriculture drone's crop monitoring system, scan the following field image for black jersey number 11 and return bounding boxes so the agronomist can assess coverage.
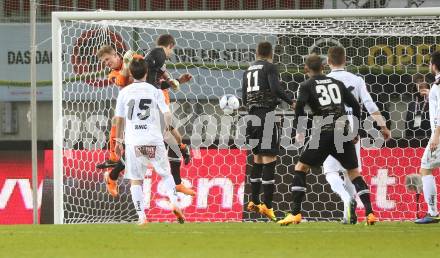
[246,71,260,92]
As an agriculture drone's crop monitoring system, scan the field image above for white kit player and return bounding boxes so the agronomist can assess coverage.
[323,46,391,224]
[114,57,185,225]
[415,51,440,224]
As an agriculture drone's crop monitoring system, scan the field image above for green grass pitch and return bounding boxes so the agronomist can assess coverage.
[0,222,439,258]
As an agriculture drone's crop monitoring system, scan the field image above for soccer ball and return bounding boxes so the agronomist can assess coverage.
[219,94,240,115]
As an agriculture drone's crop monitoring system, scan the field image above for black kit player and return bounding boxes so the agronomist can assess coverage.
[277,54,377,226]
[242,41,294,222]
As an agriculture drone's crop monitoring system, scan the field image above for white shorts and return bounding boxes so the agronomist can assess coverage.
[322,141,362,174]
[124,144,171,180]
[421,138,440,169]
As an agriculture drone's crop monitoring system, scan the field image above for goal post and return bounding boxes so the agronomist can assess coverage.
[52,8,440,224]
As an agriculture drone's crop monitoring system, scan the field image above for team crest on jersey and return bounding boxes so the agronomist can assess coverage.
[135,145,156,159]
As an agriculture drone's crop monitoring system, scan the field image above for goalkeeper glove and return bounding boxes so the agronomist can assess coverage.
[168,78,180,91]
[123,50,135,66]
[159,78,181,91]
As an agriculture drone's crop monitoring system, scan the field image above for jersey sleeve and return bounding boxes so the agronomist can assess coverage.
[295,83,309,117]
[157,89,170,114]
[242,71,248,106]
[114,90,125,118]
[357,76,379,114]
[147,49,166,74]
[435,87,440,129]
[108,70,129,87]
[267,64,293,105]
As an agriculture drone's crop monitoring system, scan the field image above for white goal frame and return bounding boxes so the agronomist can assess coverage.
[52,7,440,224]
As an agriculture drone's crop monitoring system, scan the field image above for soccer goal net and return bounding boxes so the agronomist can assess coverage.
[52,8,440,224]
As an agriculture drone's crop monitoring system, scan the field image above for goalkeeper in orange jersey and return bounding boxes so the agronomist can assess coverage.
[96,38,195,197]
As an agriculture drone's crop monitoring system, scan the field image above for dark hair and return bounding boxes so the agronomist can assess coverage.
[257,41,273,59]
[327,46,345,66]
[129,58,148,80]
[431,51,440,71]
[305,54,323,72]
[156,34,176,47]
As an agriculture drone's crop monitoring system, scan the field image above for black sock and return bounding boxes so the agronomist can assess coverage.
[170,160,182,185]
[291,171,307,215]
[352,176,373,215]
[250,163,263,204]
[109,160,125,180]
[262,161,276,209]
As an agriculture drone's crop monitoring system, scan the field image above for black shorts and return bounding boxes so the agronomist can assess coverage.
[246,107,281,155]
[299,131,358,170]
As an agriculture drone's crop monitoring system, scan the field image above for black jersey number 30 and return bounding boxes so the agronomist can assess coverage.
[316,84,342,106]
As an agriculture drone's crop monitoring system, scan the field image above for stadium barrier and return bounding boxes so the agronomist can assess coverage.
[0,147,438,224]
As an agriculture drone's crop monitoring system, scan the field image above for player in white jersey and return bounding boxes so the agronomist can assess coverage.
[114,58,184,225]
[323,46,391,224]
[415,51,440,224]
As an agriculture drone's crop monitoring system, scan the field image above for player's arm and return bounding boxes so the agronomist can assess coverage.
[114,93,126,158]
[241,72,247,107]
[431,91,440,151]
[358,77,391,140]
[267,64,294,105]
[293,83,309,142]
[156,89,172,131]
[295,83,309,117]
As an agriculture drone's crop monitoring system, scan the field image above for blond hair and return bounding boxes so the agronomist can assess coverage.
[97,45,115,59]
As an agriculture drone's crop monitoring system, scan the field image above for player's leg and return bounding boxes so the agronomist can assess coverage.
[152,145,185,224]
[168,145,196,196]
[104,159,125,197]
[257,115,281,222]
[130,179,147,225]
[415,145,440,224]
[246,108,264,213]
[346,169,376,225]
[342,141,361,200]
[249,154,278,222]
[96,117,121,169]
[278,133,331,226]
[170,127,192,165]
[323,156,354,223]
[334,141,376,225]
[333,141,374,222]
[124,145,147,225]
[248,154,263,212]
[277,161,309,226]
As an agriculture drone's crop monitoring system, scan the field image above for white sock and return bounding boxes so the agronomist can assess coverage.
[343,172,357,200]
[326,172,351,204]
[162,174,179,207]
[422,175,438,216]
[130,185,145,220]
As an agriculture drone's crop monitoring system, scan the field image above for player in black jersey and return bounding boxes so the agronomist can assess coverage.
[242,41,294,222]
[98,35,196,197]
[277,54,377,226]
[144,34,195,196]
